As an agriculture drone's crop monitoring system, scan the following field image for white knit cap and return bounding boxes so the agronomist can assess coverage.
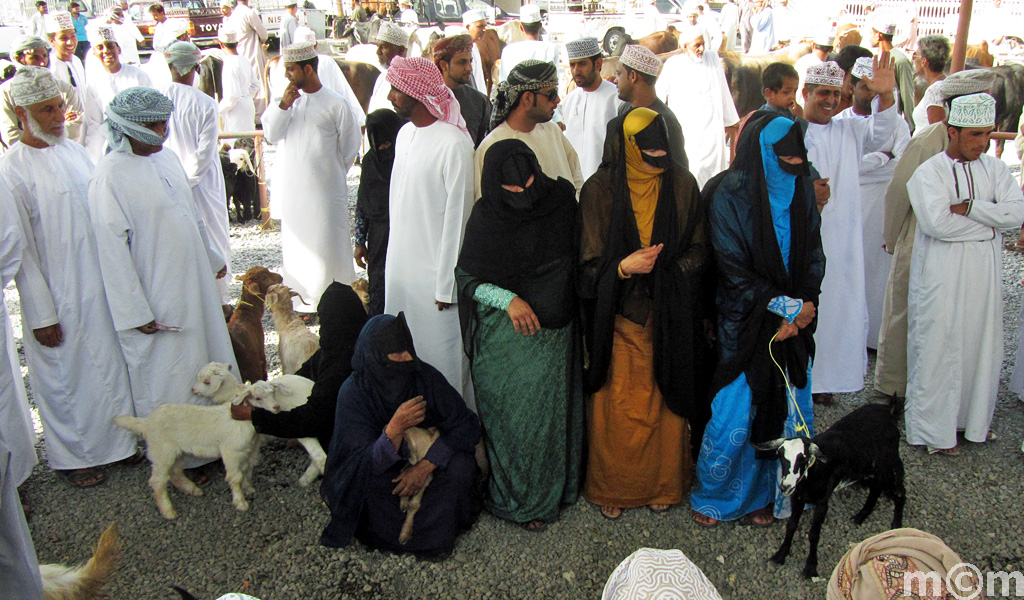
[870,15,897,36]
[947,92,996,127]
[620,44,662,77]
[281,41,317,62]
[850,56,873,80]
[44,11,74,34]
[805,61,844,87]
[677,22,703,44]
[375,21,409,47]
[681,0,700,16]
[519,4,541,24]
[10,65,61,107]
[813,31,835,47]
[462,8,486,24]
[217,27,238,43]
[294,26,316,44]
[565,37,601,60]
[220,0,234,7]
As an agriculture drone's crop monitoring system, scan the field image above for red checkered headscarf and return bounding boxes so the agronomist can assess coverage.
[385,56,468,135]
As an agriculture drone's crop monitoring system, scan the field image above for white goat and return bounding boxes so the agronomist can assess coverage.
[113,389,273,520]
[190,362,245,404]
[264,283,320,374]
[244,376,326,487]
[398,426,440,545]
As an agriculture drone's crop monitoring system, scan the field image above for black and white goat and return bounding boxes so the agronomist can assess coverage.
[754,401,906,578]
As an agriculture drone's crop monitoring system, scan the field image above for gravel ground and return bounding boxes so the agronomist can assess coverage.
[6,160,1024,600]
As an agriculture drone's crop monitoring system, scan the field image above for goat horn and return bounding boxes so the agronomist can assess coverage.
[293,292,310,305]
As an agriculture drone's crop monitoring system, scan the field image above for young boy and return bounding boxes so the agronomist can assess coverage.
[761,62,800,115]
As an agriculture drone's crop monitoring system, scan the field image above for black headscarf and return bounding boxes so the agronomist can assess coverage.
[456,140,578,352]
[706,111,824,455]
[250,282,367,450]
[578,108,715,421]
[490,59,558,131]
[356,109,405,223]
[320,314,480,548]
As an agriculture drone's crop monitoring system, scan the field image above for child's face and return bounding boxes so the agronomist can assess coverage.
[765,77,799,110]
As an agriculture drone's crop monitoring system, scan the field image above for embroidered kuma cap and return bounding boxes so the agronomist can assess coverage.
[519,4,541,24]
[850,56,873,80]
[566,37,601,60]
[620,44,662,77]
[281,41,317,63]
[375,21,409,47]
[805,61,844,87]
[45,11,74,34]
[947,92,996,128]
[462,8,486,25]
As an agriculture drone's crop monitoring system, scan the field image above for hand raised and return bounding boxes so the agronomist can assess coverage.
[620,244,664,276]
[864,51,897,95]
[387,395,426,439]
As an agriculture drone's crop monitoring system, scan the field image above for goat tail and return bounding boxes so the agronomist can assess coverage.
[41,522,120,600]
[112,415,146,436]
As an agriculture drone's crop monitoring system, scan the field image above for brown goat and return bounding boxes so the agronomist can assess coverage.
[228,266,283,383]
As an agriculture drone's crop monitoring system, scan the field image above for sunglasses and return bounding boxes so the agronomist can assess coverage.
[534,88,559,101]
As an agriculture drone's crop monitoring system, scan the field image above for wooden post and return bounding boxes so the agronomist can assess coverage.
[950,0,973,73]
[256,134,271,229]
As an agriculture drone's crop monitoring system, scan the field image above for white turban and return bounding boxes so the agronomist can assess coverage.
[105,86,174,153]
[10,65,61,107]
[163,40,203,76]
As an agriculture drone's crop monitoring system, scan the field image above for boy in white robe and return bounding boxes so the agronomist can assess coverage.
[383,56,475,407]
[2,67,137,487]
[262,42,360,312]
[161,42,232,304]
[217,27,260,134]
[82,26,152,162]
[227,0,269,108]
[657,26,739,188]
[87,87,237,472]
[0,179,37,489]
[837,57,911,349]
[906,93,1024,454]
[561,37,625,181]
[46,11,87,91]
[802,58,900,403]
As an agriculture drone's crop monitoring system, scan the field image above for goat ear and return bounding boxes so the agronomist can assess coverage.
[234,274,245,281]
[232,390,252,406]
[227,364,233,372]
[271,382,293,396]
[809,443,828,463]
[753,439,786,452]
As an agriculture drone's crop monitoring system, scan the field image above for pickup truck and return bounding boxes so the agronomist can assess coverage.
[128,0,223,49]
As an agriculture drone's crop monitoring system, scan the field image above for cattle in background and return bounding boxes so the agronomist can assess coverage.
[985,62,1024,157]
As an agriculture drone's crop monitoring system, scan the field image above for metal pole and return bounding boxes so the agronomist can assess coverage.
[950,0,973,73]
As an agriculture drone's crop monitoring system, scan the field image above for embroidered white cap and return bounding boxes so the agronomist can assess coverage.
[462,8,486,25]
[10,65,61,107]
[519,4,541,24]
[947,92,996,128]
[620,44,662,77]
[850,56,873,80]
[375,21,409,47]
[565,37,601,60]
[44,11,74,34]
[804,61,844,87]
[870,15,897,36]
[281,41,317,63]
[217,27,238,43]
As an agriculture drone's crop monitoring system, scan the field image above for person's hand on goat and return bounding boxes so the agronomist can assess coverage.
[216,266,227,279]
[507,297,540,336]
[392,459,436,497]
[230,401,252,421]
[33,323,63,347]
[620,244,664,276]
[793,301,816,329]
[385,396,425,450]
[435,301,452,311]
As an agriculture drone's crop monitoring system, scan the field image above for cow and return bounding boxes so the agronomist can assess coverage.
[984,62,1024,157]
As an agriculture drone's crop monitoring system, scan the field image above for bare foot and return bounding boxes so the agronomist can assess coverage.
[749,506,774,526]
[600,506,622,520]
[692,510,719,527]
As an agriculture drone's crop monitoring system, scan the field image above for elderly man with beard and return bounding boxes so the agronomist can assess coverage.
[462,9,490,95]
[1,34,83,146]
[82,25,151,161]
[87,87,237,480]
[383,56,475,406]
[475,60,582,199]
[657,25,739,188]
[161,41,233,305]
[263,42,361,316]
[366,22,408,113]
[432,34,490,147]
[561,37,624,181]
[0,66,137,489]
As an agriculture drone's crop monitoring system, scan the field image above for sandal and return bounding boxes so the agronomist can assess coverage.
[521,520,549,532]
[59,468,107,488]
[691,510,719,527]
[812,393,837,406]
[599,506,622,520]
[927,445,960,456]
[648,504,672,514]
